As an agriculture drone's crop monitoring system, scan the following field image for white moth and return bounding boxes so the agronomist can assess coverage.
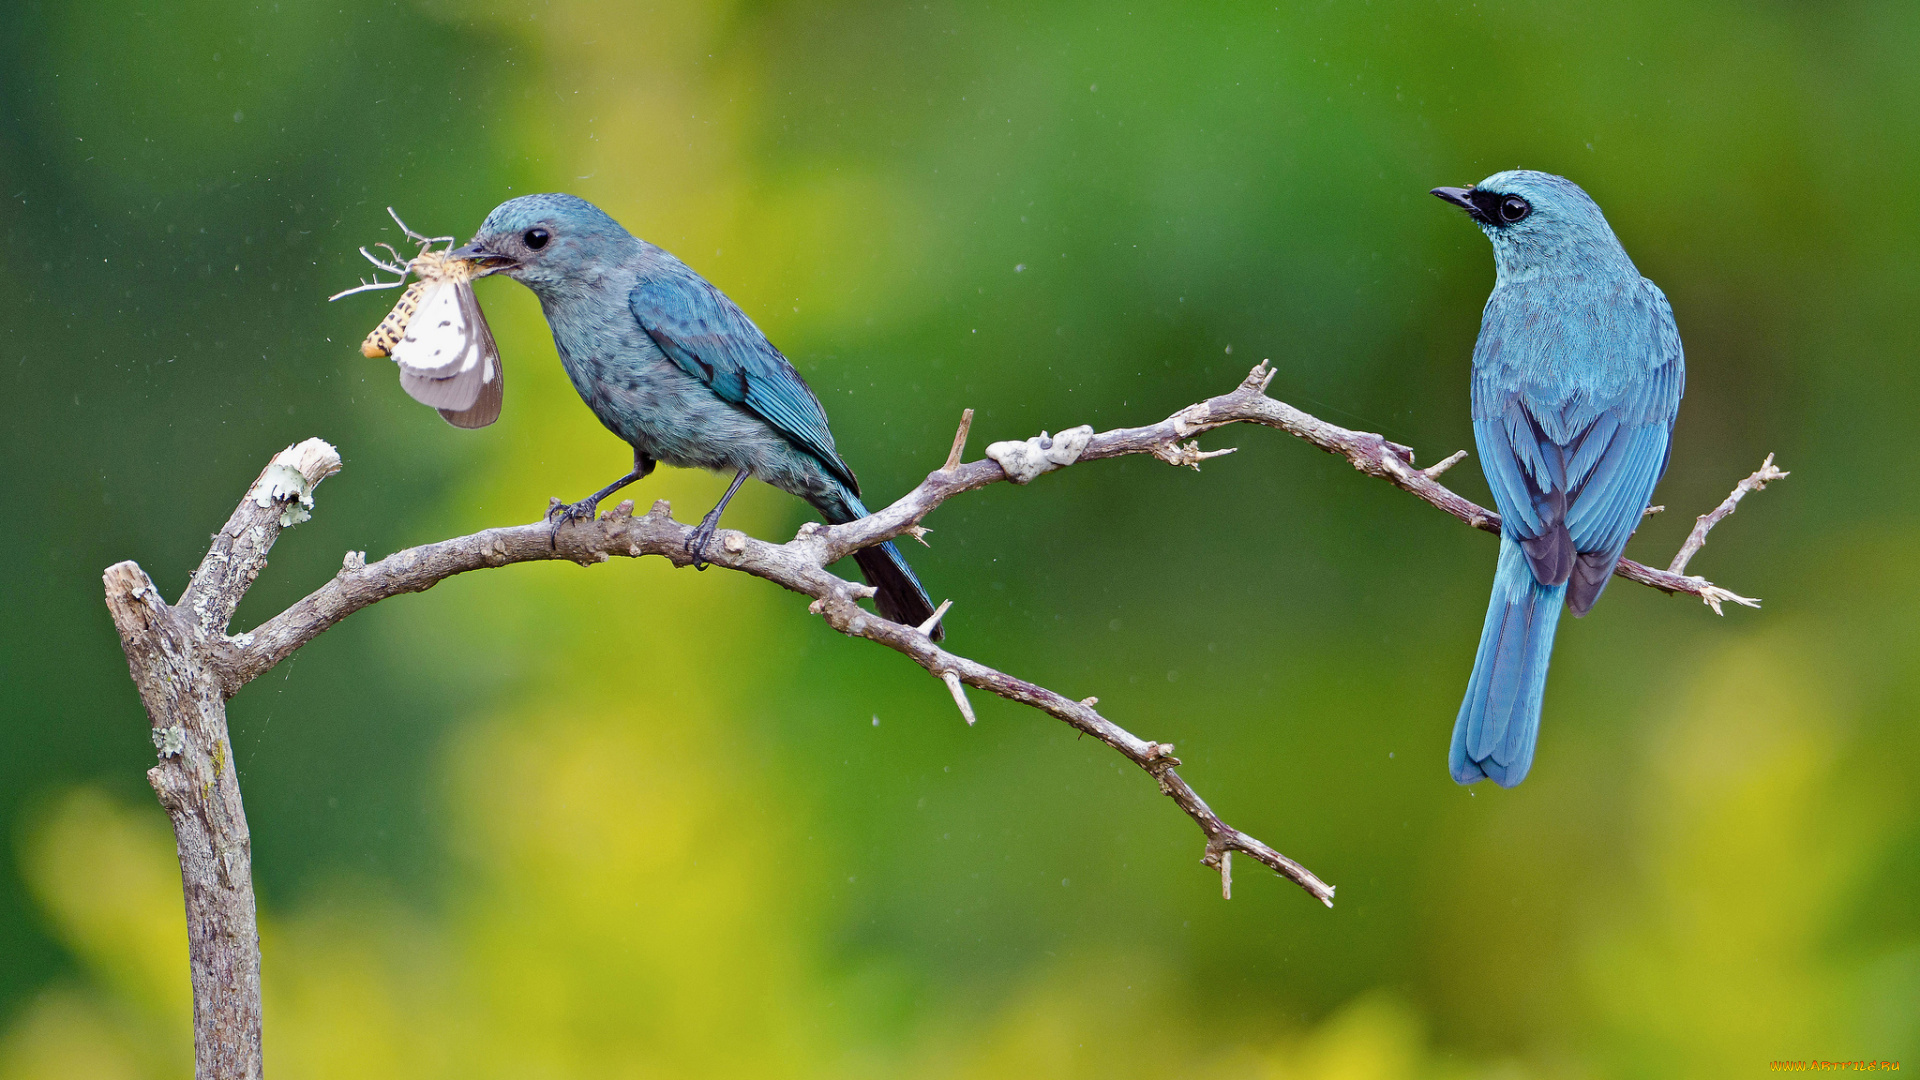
[330,209,504,428]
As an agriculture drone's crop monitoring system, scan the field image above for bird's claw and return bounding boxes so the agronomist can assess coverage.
[684,521,717,570]
[546,497,600,549]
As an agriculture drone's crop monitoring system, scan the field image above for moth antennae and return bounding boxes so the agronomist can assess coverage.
[327,276,406,301]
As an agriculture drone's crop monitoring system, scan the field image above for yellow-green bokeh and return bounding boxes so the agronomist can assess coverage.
[3,1,1916,1076]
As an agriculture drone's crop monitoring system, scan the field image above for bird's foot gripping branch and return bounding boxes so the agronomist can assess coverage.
[103,363,1781,1080]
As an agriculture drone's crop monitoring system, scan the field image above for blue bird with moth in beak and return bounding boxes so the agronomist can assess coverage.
[1432,171,1684,786]
[452,193,942,639]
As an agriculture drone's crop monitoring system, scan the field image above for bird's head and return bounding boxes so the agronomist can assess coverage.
[1431,170,1632,282]
[451,193,635,294]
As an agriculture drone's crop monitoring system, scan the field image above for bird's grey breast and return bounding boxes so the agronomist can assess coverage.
[541,268,647,405]
[540,273,684,443]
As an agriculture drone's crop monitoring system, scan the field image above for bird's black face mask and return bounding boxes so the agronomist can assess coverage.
[1431,186,1532,228]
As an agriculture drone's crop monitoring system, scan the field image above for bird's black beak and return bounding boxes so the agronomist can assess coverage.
[1433,186,1498,227]
[449,240,516,275]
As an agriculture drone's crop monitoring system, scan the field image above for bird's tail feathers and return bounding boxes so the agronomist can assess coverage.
[1566,547,1621,617]
[817,488,944,641]
[1450,537,1566,787]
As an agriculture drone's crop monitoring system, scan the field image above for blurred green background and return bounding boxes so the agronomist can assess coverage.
[3,0,1916,1075]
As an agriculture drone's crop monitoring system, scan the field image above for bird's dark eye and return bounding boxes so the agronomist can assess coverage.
[1499,196,1531,223]
[523,228,551,250]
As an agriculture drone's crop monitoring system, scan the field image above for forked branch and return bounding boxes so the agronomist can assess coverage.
[104,363,1785,1078]
[203,364,1773,903]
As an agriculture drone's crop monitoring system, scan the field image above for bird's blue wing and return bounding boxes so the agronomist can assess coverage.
[1471,404,1559,540]
[1563,283,1684,548]
[1471,278,1684,594]
[630,270,860,493]
[1560,290,1683,611]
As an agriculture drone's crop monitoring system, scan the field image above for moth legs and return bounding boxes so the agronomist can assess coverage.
[385,206,455,251]
[327,208,459,301]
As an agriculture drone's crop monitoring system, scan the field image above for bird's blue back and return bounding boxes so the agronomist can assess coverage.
[629,258,860,494]
[1445,171,1684,786]
[461,193,940,635]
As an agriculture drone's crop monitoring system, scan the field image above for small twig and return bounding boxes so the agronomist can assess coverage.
[1153,438,1238,470]
[943,408,974,471]
[1422,449,1469,479]
[1668,453,1789,576]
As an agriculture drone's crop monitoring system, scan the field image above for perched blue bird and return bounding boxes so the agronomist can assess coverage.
[1432,171,1683,787]
[451,193,942,638]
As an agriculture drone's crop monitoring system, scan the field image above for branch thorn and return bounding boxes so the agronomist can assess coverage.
[917,599,953,637]
[941,670,976,726]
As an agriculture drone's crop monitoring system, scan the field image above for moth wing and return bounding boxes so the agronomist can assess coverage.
[433,284,504,429]
[391,280,487,414]
[391,280,473,382]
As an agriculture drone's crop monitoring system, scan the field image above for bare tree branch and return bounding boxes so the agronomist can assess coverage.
[104,438,342,1080]
[777,363,1776,614]
[104,363,1784,1077]
[205,493,1338,905]
[1668,453,1789,576]
[192,363,1782,892]
[201,364,1776,895]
